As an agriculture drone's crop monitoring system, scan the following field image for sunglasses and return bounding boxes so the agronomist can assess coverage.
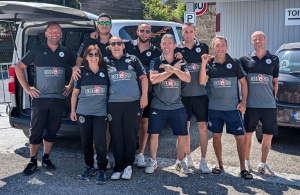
[139,29,151,34]
[88,53,99,57]
[98,21,111,26]
[110,42,123,46]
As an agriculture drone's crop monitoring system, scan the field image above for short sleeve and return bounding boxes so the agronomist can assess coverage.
[149,58,160,72]
[273,56,279,78]
[77,38,95,58]
[202,43,209,54]
[206,63,211,77]
[67,50,76,67]
[236,60,247,79]
[133,56,147,77]
[21,49,36,66]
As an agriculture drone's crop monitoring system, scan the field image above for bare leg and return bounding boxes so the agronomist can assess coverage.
[198,122,208,158]
[30,144,41,157]
[177,135,187,160]
[139,118,149,154]
[43,140,53,154]
[235,135,246,171]
[149,134,159,160]
[261,134,273,163]
[212,133,223,166]
[245,132,253,160]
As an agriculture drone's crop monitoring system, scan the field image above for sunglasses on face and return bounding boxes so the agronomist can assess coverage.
[88,53,99,57]
[139,29,151,34]
[110,42,123,46]
[98,21,111,26]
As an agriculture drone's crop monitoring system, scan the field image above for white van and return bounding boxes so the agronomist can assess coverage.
[0,1,183,137]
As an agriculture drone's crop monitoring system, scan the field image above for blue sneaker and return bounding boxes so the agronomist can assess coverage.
[80,167,97,180]
[96,170,107,185]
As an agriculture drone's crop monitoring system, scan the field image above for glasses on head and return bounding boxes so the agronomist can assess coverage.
[110,42,123,47]
[98,21,111,26]
[139,29,151,34]
[88,53,100,57]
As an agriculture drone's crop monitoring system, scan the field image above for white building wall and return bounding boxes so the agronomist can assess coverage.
[216,0,300,58]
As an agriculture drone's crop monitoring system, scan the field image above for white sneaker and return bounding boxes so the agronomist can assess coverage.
[199,159,211,174]
[185,155,194,168]
[175,160,191,175]
[145,159,157,174]
[121,166,132,180]
[136,153,147,168]
[258,163,275,177]
[111,172,122,180]
[93,154,98,170]
[245,160,253,172]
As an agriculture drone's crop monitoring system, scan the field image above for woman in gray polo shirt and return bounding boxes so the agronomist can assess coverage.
[71,45,109,185]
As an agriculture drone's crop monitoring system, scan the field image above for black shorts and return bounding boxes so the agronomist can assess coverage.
[182,95,208,122]
[244,108,278,135]
[29,98,66,144]
[142,92,154,118]
[148,107,188,136]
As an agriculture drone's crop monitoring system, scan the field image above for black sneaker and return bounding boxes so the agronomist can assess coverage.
[80,167,97,180]
[96,170,107,185]
[23,162,37,176]
[41,159,56,171]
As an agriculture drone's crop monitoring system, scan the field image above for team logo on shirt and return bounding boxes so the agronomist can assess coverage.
[266,59,272,64]
[44,67,63,77]
[250,74,270,83]
[226,63,232,69]
[111,71,131,80]
[99,72,105,77]
[79,116,85,123]
[161,79,180,88]
[196,47,201,53]
[59,52,64,57]
[146,51,151,56]
[85,86,105,96]
[213,78,231,88]
[187,63,200,71]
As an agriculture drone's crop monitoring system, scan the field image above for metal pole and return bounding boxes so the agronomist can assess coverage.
[63,0,65,6]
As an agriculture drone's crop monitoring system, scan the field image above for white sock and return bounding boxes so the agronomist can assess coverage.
[150,158,157,162]
[245,160,250,165]
[259,162,266,166]
[186,155,192,158]
[201,157,206,162]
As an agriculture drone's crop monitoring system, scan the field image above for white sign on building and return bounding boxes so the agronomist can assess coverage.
[285,8,300,25]
[184,12,196,24]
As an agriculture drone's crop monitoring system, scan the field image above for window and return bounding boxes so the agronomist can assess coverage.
[0,22,14,64]
[278,50,300,74]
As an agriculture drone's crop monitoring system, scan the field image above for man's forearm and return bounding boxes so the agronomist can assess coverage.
[174,70,190,83]
[140,75,148,96]
[15,64,30,91]
[150,72,173,84]
[241,81,248,103]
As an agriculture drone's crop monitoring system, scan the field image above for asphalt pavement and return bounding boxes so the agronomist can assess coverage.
[0,104,300,195]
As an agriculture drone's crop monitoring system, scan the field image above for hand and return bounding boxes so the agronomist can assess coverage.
[62,85,73,97]
[237,101,246,113]
[70,111,77,121]
[201,54,214,64]
[159,64,176,73]
[72,66,81,80]
[140,95,148,108]
[174,52,183,60]
[25,87,40,98]
[90,31,98,39]
[173,60,186,70]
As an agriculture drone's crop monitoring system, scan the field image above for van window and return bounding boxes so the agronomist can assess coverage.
[0,22,14,64]
[119,25,177,48]
[278,50,300,74]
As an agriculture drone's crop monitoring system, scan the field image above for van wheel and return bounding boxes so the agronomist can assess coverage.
[255,121,263,142]
[22,129,30,138]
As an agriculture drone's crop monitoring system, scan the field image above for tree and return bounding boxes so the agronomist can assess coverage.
[172,1,185,22]
[0,0,79,9]
[141,0,172,21]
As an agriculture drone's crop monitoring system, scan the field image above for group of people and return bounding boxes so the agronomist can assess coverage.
[15,12,279,185]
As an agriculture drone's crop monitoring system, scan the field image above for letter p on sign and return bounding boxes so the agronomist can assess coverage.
[184,12,196,24]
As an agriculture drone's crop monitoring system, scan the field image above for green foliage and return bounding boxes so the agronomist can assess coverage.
[0,0,79,9]
[141,0,172,21]
[172,1,185,21]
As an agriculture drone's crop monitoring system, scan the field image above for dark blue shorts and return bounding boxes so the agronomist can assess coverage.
[208,109,245,136]
[148,107,188,136]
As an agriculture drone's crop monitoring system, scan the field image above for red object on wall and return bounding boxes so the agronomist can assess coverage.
[216,13,220,32]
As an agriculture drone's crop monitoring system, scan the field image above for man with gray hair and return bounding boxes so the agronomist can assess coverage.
[145,34,191,174]
[199,36,252,179]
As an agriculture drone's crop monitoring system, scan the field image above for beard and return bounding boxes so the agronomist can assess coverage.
[47,37,60,45]
[138,36,150,43]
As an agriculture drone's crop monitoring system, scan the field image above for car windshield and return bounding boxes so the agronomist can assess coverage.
[277,50,300,74]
